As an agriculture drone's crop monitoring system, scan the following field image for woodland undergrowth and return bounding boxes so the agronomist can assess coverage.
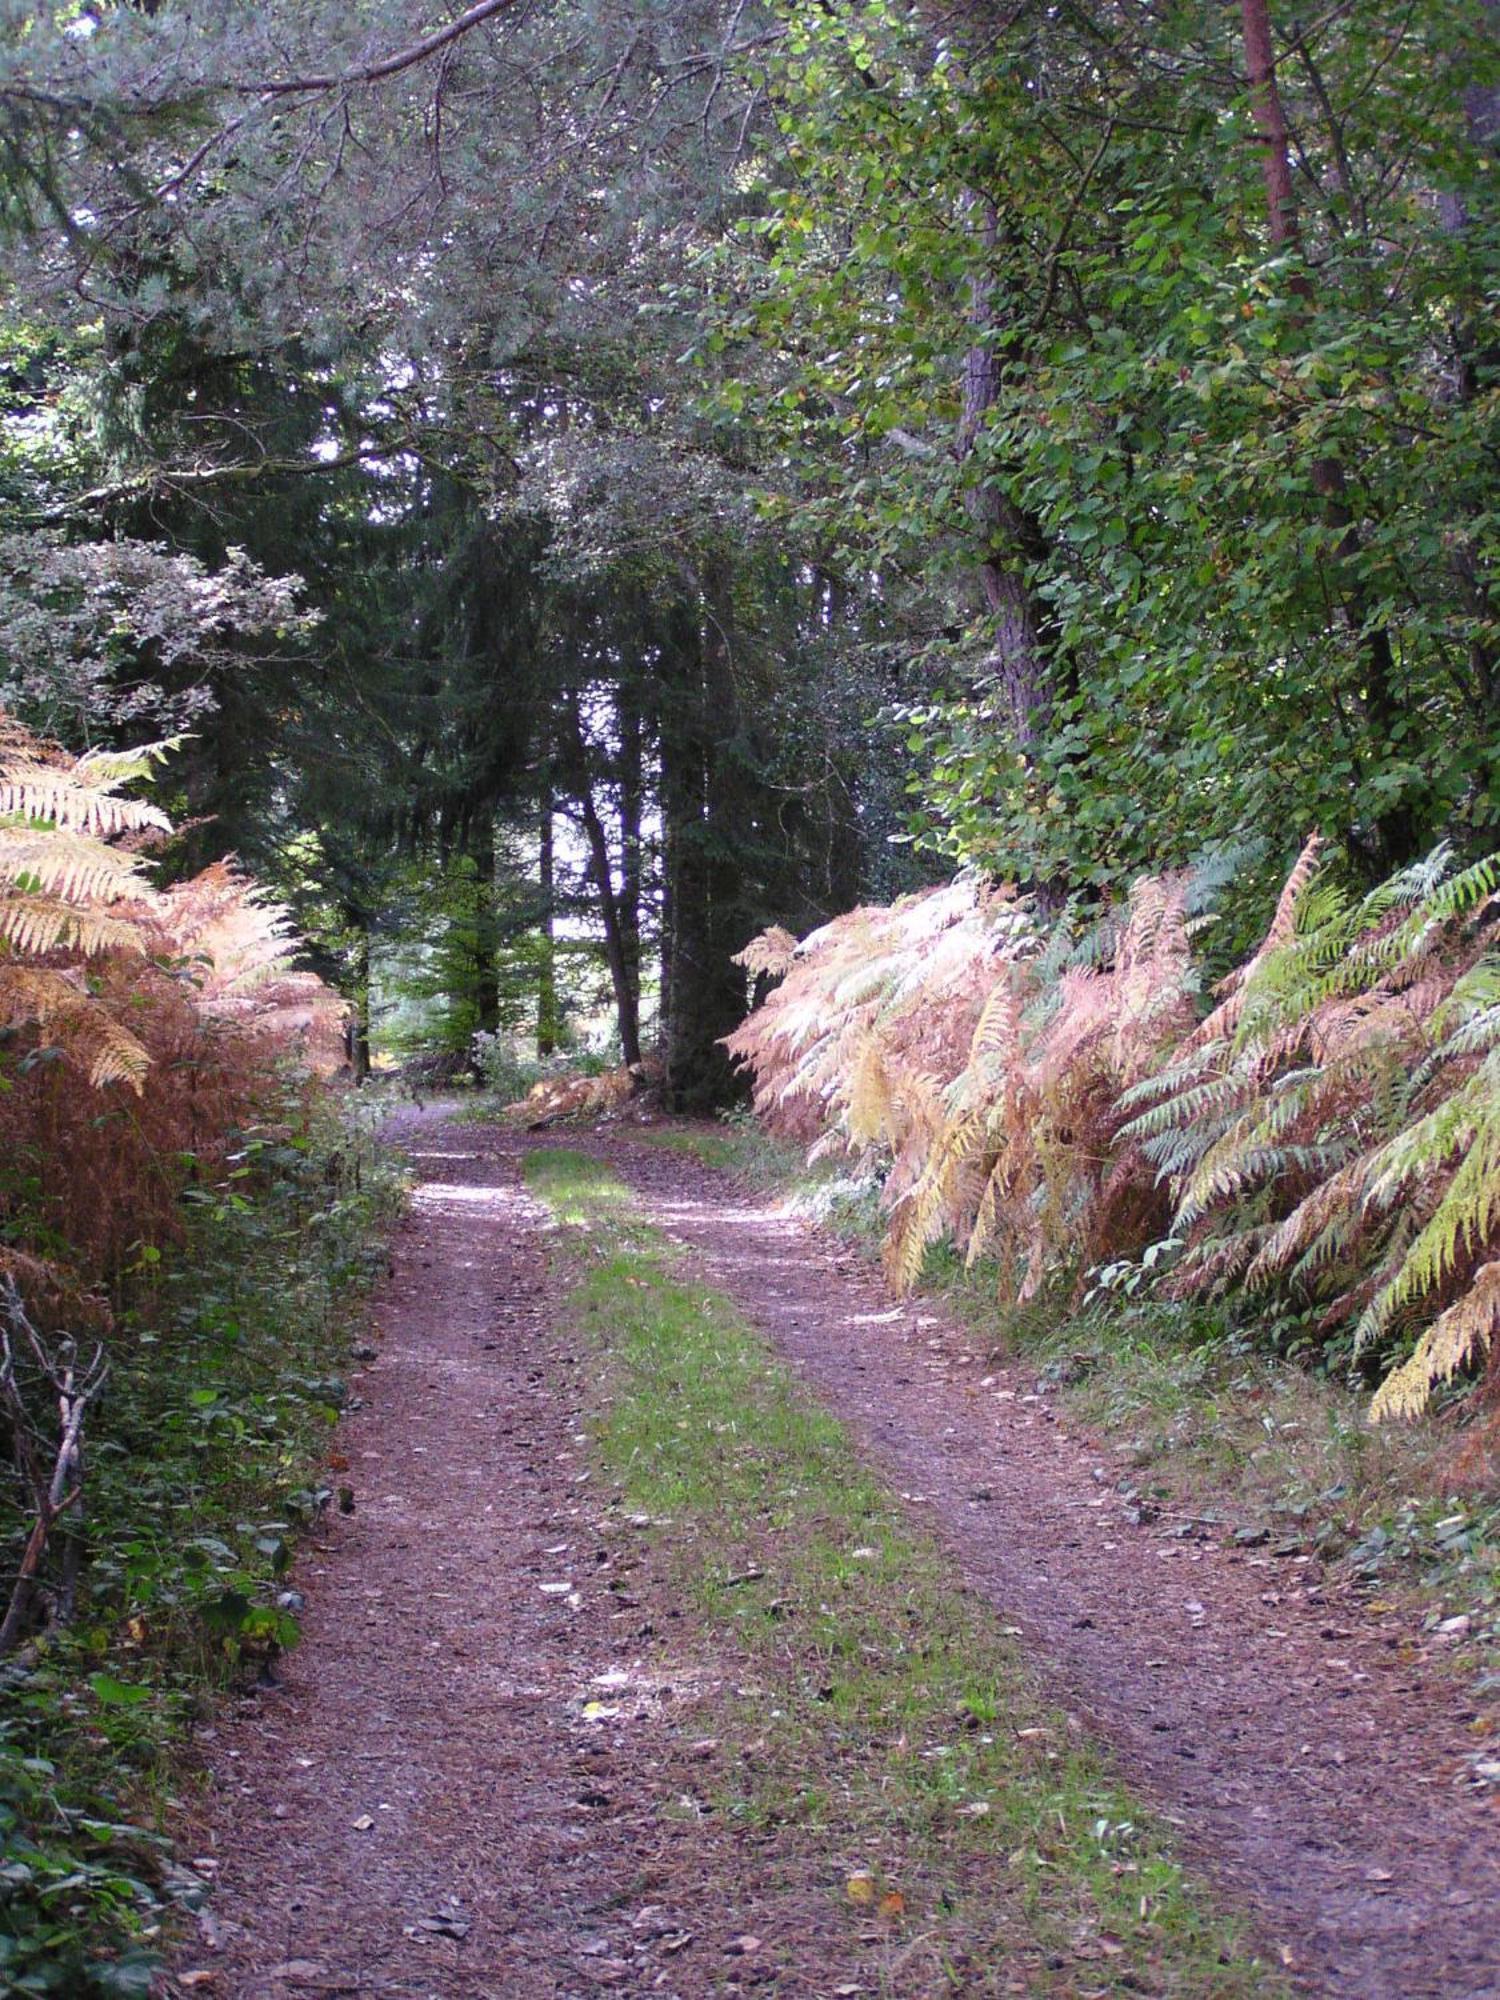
[726,841,1500,1432]
[0,709,394,1993]
[0,1105,399,1996]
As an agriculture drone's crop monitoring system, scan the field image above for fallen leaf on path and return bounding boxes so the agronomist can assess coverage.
[879,1890,906,1920]
[846,1872,876,1906]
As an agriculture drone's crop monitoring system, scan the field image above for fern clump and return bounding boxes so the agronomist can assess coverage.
[0,710,347,1304]
[729,839,1500,1420]
[0,722,169,1088]
[1124,843,1500,1415]
[724,875,1038,1184]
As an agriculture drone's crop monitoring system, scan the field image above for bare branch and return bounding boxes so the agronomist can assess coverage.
[223,0,524,101]
[0,1279,107,1658]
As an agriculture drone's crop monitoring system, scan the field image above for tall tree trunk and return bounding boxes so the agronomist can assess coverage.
[347,923,372,1082]
[561,700,641,1068]
[1438,0,1500,735]
[617,687,645,1028]
[1239,0,1414,869]
[658,802,676,1064]
[814,571,865,916]
[1241,0,1298,248]
[658,574,750,1111]
[957,192,1053,755]
[470,810,500,1041]
[537,789,558,1058]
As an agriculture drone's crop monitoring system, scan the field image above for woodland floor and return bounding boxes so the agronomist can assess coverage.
[167,1105,1499,2000]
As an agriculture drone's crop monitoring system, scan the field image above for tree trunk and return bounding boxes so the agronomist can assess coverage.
[658,576,750,1111]
[470,811,500,1040]
[957,192,1053,755]
[618,689,645,1026]
[347,924,372,1082]
[561,700,641,1068]
[1438,0,1500,734]
[1241,0,1299,248]
[1239,0,1414,869]
[536,791,558,1059]
[658,803,675,1061]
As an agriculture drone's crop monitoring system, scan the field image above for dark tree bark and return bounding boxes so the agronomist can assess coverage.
[560,698,642,1069]
[658,574,751,1111]
[1238,0,1415,869]
[956,193,1053,754]
[347,923,372,1082]
[617,686,645,1023]
[469,810,501,1040]
[1438,0,1500,736]
[1241,0,1298,248]
[536,789,558,1058]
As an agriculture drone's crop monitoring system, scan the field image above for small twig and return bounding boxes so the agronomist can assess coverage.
[0,1279,107,1657]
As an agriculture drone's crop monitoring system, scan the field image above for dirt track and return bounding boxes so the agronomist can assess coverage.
[172,1109,1500,1999]
[594,1131,1500,2000]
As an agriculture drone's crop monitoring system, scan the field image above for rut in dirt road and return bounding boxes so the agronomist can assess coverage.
[176,1116,672,1999]
[593,1132,1500,2000]
[176,1111,942,2000]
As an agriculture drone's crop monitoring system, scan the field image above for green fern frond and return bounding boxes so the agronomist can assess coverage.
[1355,1097,1500,1350]
[1370,1261,1500,1420]
[1246,1153,1373,1287]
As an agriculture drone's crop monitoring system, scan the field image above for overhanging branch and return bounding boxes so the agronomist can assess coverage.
[224,0,524,99]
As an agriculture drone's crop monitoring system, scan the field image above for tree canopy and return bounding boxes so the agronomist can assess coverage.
[0,0,1495,1094]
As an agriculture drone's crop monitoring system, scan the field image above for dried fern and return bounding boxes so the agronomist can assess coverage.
[1133,841,1500,1415]
[0,714,345,1089]
[732,835,1500,1419]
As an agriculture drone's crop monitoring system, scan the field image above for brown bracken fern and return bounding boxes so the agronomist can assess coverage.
[729,840,1500,1420]
[0,710,346,1305]
[0,721,168,1088]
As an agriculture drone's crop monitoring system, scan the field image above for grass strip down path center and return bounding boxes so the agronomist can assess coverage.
[524,1148,1281,1999]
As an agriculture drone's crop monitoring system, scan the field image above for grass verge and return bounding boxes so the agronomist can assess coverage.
[0,1094,402,1997]
[636,1122,1500,1709]
[526,1146,1284,1999]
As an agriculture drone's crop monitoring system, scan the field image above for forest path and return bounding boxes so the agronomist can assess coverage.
[172,1108,1498,2000]
[581,1126,1500,2000]
[174,1108,750,2000]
